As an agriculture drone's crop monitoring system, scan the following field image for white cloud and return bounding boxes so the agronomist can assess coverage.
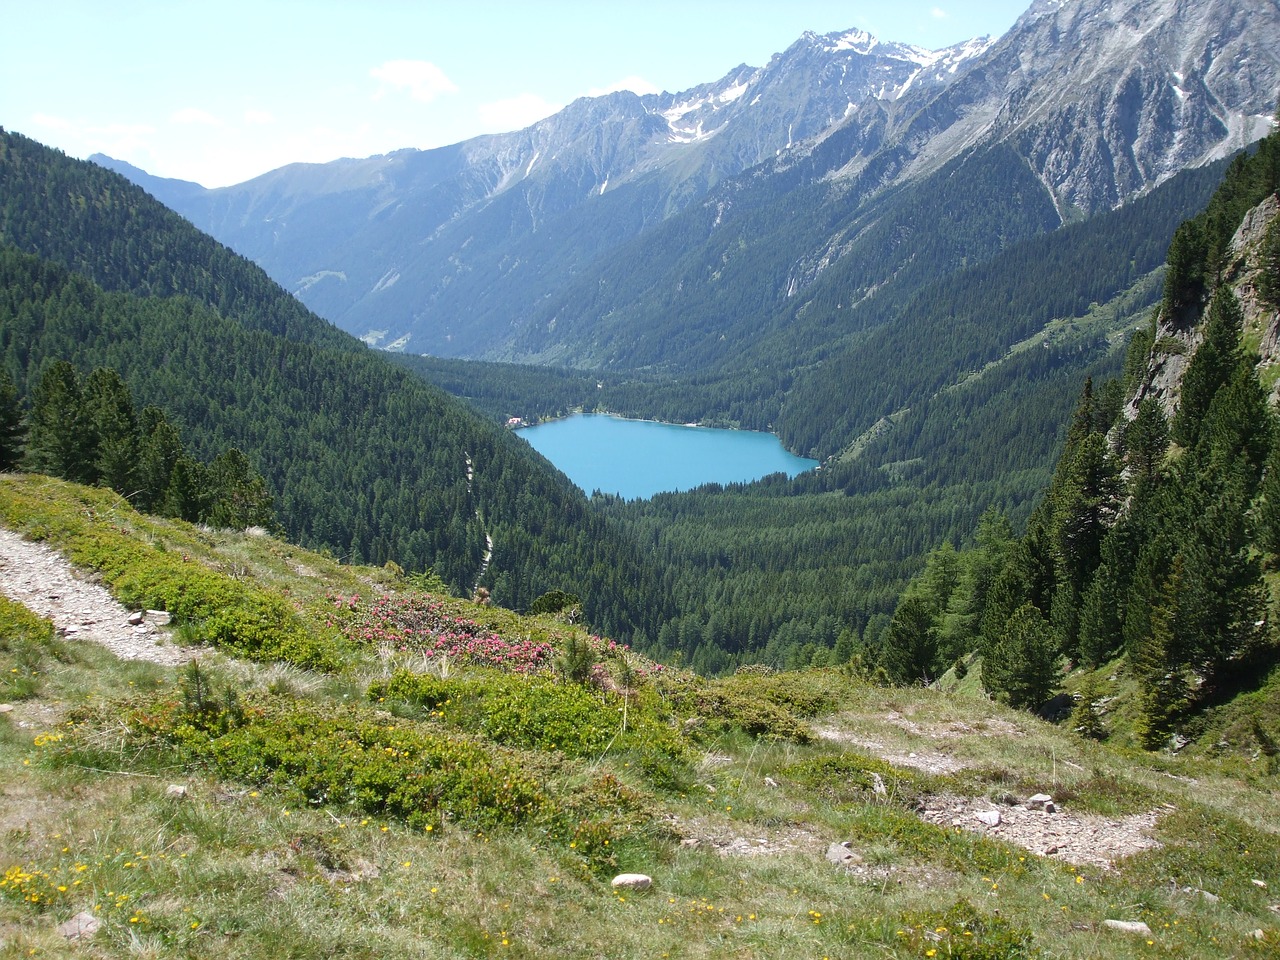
[588,75,661,97]
[931,6,948,18]
[477,92,560,132]
[171,107,223,126]
[243,108,275,126]
[370,59,458,103]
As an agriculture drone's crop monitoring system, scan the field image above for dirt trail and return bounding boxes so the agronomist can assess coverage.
[0,527,192,666]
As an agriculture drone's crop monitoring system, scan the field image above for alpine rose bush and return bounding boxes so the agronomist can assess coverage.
[330,593,553,673]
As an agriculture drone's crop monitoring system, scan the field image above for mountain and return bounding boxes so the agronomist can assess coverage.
[0,129,668,640]
[88,29,988,356]
[96,0,1278,371]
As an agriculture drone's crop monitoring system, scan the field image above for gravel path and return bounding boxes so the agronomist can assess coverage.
[0,527,193,666]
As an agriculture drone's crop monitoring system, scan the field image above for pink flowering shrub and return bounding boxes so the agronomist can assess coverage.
[329,593,553,673]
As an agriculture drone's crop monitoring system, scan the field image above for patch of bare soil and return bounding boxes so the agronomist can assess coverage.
[813,725,970,775]
[916,793,1163,869]
[0,526,192,666]
[814,715,1164,868]
[670,815,823,858]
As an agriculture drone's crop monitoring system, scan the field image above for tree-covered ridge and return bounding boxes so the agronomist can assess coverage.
[0,129,351,349]
[0,132,669,643]
[871,127,1280,744]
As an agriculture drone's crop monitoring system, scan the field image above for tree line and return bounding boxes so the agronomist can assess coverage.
[1,360,273,528]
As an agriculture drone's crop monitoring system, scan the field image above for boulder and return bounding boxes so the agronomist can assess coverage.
[826,842,862,865]
[611,873,652,891]
[1103,919,1153,936]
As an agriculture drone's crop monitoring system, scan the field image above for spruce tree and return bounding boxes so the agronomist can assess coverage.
[24,360,96,483]
[982,602,1059,710]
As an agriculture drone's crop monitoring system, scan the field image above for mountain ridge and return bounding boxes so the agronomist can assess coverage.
[95,0,1278,372]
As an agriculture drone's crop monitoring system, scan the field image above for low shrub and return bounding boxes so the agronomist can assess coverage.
[126,690,548,832]
[368,669,692,784]
[653,672,813,742]
[0,596,62,700]
[782,751,933,805]
[336,593,553,672]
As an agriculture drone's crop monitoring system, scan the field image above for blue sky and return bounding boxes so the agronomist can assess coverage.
[2,0,1031,188]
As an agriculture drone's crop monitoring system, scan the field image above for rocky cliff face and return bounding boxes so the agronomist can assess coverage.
[836,0,1280,217]
[1127,192,1280,424]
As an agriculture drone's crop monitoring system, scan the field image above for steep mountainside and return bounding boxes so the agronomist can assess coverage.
[873,129,1280,747]
[0,130,668,640]
[92,30,987,356]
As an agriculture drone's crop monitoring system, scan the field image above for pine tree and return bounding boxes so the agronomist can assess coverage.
[1077,564,1122,667]
[1193,360,1273,484]
[1131,557,1188,750]
[135,408,184,513]
[1256,212,1280,310]
[1048,431,1120,656]
[163,454,207,522]
[1174,287,1244,448]
[1070,672,1107,741]
[880,594,940,685]
[1162,220,1208,318]
[1122,396,1169,485]
[84,367,139,495]
[204,448,275,529]
[1256,432,1280,560]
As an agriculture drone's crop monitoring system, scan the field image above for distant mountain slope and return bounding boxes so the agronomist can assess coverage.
[97,0,1277,370]
[0,129,668,641]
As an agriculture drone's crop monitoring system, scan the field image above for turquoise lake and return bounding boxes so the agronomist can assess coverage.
[515,414,818,500]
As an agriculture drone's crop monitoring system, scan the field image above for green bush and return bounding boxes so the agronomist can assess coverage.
[0,596,62,700]
[130,692,548,831]
[782,751,932,805]
[653,672,814,742]
[368,669,691,775]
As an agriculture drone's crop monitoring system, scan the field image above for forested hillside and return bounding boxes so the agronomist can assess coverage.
[871,129,1280,745]
[0,130,669,641]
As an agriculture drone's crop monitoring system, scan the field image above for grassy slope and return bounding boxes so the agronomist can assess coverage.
[0,476,1278,959]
